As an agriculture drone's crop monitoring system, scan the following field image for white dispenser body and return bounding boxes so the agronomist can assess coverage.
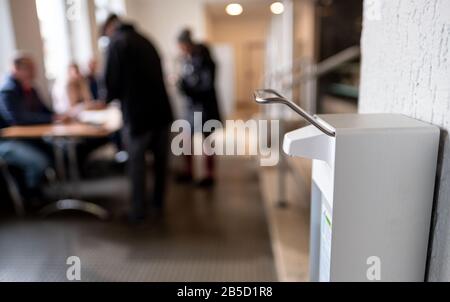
[283,114,440,282]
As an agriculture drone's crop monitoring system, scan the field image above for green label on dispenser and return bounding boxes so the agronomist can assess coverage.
[325,213,332,227]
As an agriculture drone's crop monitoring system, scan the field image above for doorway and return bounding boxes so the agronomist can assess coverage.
[240,41,265,117]
[205,1,272,119]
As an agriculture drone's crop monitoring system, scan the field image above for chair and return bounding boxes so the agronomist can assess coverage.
[0,157,25,217]
[0,113,26,217]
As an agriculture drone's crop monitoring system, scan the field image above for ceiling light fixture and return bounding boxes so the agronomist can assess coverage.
[270,2,285,15]
[226,3,243,16]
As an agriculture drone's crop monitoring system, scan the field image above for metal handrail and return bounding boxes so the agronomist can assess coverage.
[263,46,360,89]
[283,46,360,89]
[260,46,360,118]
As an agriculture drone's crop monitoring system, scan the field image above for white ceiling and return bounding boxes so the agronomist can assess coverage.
[205,0,276,19]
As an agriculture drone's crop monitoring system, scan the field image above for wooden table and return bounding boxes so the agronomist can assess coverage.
[1,123,114,139]
[1,120,121,219]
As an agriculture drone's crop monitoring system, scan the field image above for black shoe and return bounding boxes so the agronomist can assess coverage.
[126,212,146,226]
[26,189,51,213]
[196,177,215,188]
[175,173,193,184]
[148,206,164,222]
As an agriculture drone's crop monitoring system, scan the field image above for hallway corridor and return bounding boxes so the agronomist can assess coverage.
[0,156,276,281]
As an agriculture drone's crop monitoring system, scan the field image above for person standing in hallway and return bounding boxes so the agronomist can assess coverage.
[176,28,222,187]
[102,14,174,223]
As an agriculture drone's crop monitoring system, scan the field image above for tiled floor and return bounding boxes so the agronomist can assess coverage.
[0,156,276,281]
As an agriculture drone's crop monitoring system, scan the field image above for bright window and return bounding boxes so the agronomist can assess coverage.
[95,0,126,25]
[35,0,71,81]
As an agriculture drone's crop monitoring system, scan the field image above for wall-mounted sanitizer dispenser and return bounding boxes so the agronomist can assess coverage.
[255,89,440,282]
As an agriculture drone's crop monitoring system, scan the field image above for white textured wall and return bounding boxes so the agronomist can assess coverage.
[359,0,450,281]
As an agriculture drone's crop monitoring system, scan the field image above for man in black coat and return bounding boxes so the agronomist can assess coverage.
[103,15,173,222]
[177,29,222,187]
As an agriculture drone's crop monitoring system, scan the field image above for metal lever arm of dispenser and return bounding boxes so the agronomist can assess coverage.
[254,89,336,137]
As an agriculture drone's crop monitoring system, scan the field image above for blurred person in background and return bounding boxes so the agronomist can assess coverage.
[52,62,107,168]
[86,58,100,100]
[0,53,62,126]
[102,14,174,223]
[176,28,221,187]
[84,58,125,159]
[53,62,105,118]
[0,52,66,202]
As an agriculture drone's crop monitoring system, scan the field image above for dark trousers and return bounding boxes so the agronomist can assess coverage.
[126,126,170,219]
[76,137,109,164]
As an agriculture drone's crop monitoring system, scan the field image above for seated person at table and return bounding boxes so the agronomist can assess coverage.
[52,62,108,166]
[86,58,100,100]
[53,62,105,118]
[0,54,55,126]
[84,59,125,157]
[0,52,59,202]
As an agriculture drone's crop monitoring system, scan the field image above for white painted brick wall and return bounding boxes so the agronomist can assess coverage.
[359,0,450,281]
